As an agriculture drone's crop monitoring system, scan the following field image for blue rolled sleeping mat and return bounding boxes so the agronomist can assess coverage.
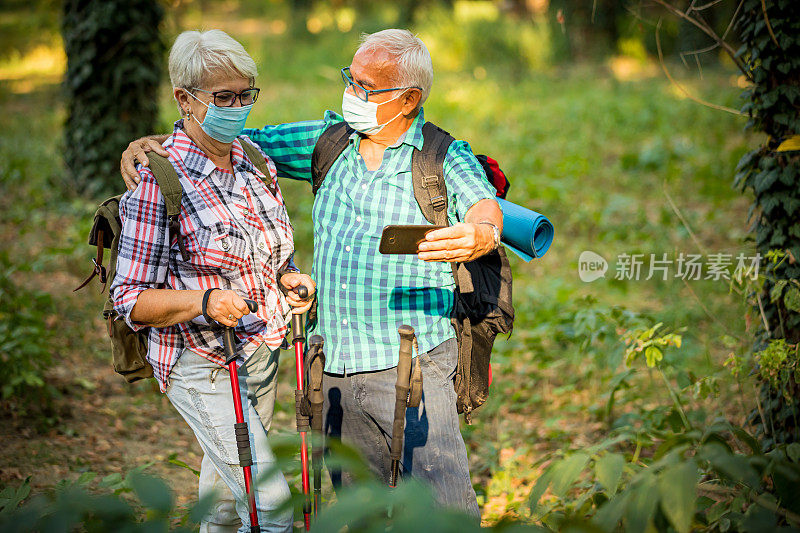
[496,197,554,262]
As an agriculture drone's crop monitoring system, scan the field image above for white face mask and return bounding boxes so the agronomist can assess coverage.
[341,89,406,135]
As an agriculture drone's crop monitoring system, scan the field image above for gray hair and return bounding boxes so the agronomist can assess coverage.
[357,29,433,108]
[168,30,258,90]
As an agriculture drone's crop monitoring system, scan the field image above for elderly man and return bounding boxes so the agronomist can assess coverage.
[121,29,501,517]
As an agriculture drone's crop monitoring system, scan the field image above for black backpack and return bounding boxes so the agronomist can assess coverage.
[76,141,272,383]
[310,121,514,422]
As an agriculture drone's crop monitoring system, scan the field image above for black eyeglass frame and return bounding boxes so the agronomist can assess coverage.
[340,67,421,102]
[190,87,261,107]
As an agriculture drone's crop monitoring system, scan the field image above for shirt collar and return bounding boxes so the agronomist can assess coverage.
[165,119,265,182]
[348,107,426,151]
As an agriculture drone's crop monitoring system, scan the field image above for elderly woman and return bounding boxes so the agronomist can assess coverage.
[110,30,309,532]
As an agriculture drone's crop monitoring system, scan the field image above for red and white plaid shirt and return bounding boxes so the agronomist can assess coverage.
[111,120,295,391]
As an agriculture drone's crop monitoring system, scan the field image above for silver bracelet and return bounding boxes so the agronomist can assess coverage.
[478,221,501,250]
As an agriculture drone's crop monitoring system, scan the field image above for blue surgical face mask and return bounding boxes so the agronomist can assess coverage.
[185,90,253,143]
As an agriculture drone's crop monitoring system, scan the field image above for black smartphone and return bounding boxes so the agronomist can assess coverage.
[379,225,446,254]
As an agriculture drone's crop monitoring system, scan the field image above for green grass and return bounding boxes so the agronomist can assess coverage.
[0,12,757,524]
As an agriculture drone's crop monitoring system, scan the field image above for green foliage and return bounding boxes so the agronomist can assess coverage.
[526,320,800,532]
[0,449,545,533]
[61,0,165,197]
[0,467,214,532]
[621,322,683,368]
[0,253,55,401]
[732,0,800,447]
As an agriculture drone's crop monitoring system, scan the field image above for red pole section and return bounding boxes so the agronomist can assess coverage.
[292,311,312,531]
[229,361,260,531]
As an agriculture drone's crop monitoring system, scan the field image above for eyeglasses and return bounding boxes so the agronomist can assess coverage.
[191,87,260,107]
[340,67,420,102]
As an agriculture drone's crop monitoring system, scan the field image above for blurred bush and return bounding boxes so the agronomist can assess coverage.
[0,253,55,402]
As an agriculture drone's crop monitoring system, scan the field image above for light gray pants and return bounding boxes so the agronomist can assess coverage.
[166,345,293,533]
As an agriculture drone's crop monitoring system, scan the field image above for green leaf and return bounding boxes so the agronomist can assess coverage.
[731,426,762,456]
[770,279,788,303]
[787,443,800,463]
[645,346,663,368]
[699,444,761,488]
[98,472,123,488]
[595,453,625,496]
[550,453,591,498]
[658,461,699,533]
[127,472,173,514]
[625,475,659,533]
[76,471,97,486]
[528,467,554,515]
[784,288,800,313]
[167,453,200,477]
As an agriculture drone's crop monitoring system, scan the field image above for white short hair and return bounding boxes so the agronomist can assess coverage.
[169,30,257,90]
[357,29,433,108]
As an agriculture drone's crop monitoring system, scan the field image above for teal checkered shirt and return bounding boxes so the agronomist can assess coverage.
[244,109,495,373]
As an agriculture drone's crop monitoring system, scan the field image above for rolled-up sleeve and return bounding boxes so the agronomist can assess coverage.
[110,166,170,331]
[443,139,498,222]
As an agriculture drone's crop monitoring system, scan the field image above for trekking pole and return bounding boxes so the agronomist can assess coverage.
[222,298,261,533]
[390,325,416,487]
[306,335,326,516]
[288,285,313,531]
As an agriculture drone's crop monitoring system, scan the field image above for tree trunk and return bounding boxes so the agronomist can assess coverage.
[61,0,164,196]
[734,0,800,448]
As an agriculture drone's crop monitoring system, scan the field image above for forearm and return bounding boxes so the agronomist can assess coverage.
[149,134,169,144]
[465,198,503,233]
[418,198,503,262]
[130,288,202,328]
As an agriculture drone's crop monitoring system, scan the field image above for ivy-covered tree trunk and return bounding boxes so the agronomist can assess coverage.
[61,0,164,196]
[734,0,800,447]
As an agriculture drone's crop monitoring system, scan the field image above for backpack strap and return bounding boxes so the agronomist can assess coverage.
[311,122,353,195]
[239,139,278,195]
[148,153,189,261]
[411,122,454,226]
[411,121,474,293]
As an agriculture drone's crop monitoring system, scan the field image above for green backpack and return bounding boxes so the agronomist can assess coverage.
[76,142,270,383]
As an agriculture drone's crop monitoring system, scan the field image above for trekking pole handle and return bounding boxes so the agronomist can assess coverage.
[278,276,311,301]
[397,325,415,390]
[223,299,259,364]
[288,284,311,344]
[243,299,259,313]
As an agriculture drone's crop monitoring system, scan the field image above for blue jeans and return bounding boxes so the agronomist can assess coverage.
[166,345,293,533]
[322,338,479,518]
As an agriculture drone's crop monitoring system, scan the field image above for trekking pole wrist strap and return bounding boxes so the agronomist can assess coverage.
[202,288,219,323]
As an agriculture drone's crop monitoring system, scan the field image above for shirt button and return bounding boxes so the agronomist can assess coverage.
[361,184,367,190]
[356,217,362,223]
[341,283,347,290]
[342,319,348,326]
[258,240,266,250]
[345,246,351,252]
